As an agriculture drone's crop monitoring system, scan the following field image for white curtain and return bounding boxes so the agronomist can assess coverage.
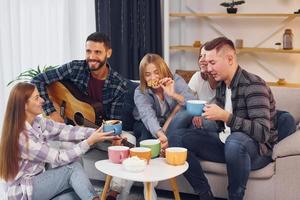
[0,0,96,129]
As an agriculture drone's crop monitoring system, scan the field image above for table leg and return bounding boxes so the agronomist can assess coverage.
[145,182,152,200]
[100,175,112,200]
[169,177,181,200]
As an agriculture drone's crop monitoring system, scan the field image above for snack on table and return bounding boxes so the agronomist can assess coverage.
[147,79,160,88]
[122,156,147,172]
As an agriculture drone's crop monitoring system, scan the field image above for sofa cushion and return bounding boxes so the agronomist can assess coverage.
[272,130,300,159]
[175,69,197,83]
[121,80,139,131]
[270,86,300,123]
[201,160,275,179]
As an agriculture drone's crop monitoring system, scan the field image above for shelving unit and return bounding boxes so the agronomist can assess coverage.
[168,13,300,54]
[267,81,300,88]
[170,45,300,54]
[163,1,300,84]
[170,13,300,18]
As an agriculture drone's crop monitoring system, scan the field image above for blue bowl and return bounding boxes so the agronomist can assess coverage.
[186,100,207,116]
[103,120,122,135]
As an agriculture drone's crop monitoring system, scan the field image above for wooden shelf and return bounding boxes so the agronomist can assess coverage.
[267,82,300,88]
[170,45,199,51]
[170,13,300,18]
[170,46,300,54]
[238,47,300,54]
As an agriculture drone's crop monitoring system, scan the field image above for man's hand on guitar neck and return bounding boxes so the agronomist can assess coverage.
[49,111,65,123]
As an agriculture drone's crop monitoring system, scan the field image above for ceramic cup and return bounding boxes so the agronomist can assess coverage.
[140,139,161,158]
[108,146,129,164]
[130,147,152,164]
[165,147,187,166]
[186,100,207,116]
[103,120,122,135]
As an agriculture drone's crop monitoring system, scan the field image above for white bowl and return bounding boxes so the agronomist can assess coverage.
[122,157,147,172]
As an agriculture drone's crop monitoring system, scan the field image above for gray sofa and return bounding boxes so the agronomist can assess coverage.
[82,85,300,200]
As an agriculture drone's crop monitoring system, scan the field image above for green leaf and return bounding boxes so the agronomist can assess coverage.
[7,64,58,87]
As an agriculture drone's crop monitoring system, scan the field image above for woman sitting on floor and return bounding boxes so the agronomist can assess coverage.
[0,82,118,200]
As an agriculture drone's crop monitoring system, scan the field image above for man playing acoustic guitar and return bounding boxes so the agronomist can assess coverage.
[32,32,128,125]
[32,32,137,200]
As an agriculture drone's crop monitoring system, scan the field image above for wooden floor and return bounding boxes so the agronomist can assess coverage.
[92,180,226,200]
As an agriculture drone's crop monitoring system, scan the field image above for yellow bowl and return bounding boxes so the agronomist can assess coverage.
[165,147,187,166]
[130,147,151,164]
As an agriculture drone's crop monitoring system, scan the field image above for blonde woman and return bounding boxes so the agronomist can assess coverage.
[133,53,196,147]
[0,82,118,200]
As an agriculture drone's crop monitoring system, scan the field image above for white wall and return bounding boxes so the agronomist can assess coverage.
[0,0,96,130]
[166,0,300,83]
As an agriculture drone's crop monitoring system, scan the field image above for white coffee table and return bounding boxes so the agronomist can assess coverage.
[95,157,188,200]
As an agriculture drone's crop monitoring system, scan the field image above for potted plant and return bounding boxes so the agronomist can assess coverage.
[7,65,57,86]
[220,0,245,14]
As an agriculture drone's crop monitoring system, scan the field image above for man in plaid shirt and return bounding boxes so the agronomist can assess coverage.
[31,32,127,124]
[31,32,136,200]
[177,37,278,200]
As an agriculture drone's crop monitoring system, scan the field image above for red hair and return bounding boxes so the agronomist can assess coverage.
[0,82,35,181]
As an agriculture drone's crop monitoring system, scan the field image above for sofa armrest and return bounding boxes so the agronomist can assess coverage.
[272,130,300,160]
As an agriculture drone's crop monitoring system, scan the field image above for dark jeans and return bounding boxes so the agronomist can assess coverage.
[133,109,195,145]
[133,109,218,145]
[276,110,296,141]
[133,120,153,145]
[180,130,272,200]
[168,110,296,200]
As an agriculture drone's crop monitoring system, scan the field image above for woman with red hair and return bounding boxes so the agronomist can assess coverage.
[0,82,117,200]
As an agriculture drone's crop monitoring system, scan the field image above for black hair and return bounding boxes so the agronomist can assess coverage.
[204,37,235,53]
[86,32,111,49]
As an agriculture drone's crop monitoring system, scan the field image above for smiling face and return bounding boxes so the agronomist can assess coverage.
[25,88,44,119]
[85,41,112,71]
[198,47,208,73]
[206,48,231,82]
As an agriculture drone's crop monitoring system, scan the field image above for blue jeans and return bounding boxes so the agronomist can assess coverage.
[133,109,195,144]
[168,110,219,147]
[276,110,296,141]
[167,109,219,133]
[133,109,218,145]
[32,162,97,200]
[180,130,272,200]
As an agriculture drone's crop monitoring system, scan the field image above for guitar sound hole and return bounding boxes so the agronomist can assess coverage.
[74,112,85,126]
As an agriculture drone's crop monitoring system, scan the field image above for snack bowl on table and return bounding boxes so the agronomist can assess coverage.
[122,156,147,173]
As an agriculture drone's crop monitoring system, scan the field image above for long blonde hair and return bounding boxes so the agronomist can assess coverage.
[0,82,35,181]
[139,53,173,92]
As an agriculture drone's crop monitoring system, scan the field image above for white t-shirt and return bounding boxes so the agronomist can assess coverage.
[219,87,232,143]
[188,71,216,103]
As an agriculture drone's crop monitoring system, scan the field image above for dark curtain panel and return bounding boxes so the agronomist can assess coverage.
[95,0,162,80]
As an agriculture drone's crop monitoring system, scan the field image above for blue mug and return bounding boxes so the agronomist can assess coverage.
[186,100,207,116]
[103,120,122,135]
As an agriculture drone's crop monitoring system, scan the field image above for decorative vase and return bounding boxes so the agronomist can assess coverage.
[227,7,237,14]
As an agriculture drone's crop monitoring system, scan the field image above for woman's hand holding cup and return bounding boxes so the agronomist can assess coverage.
[87,126,119,146]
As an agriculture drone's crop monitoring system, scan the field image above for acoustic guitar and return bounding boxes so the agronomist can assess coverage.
[47,81,135,148]
[47,80,103,127]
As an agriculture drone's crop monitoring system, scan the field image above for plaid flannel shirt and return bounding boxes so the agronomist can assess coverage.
[6,116,94,200]
[31,60,127,120]
[215,66,278,156]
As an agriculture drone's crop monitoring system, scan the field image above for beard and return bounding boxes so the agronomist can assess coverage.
[87,57,107,71]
